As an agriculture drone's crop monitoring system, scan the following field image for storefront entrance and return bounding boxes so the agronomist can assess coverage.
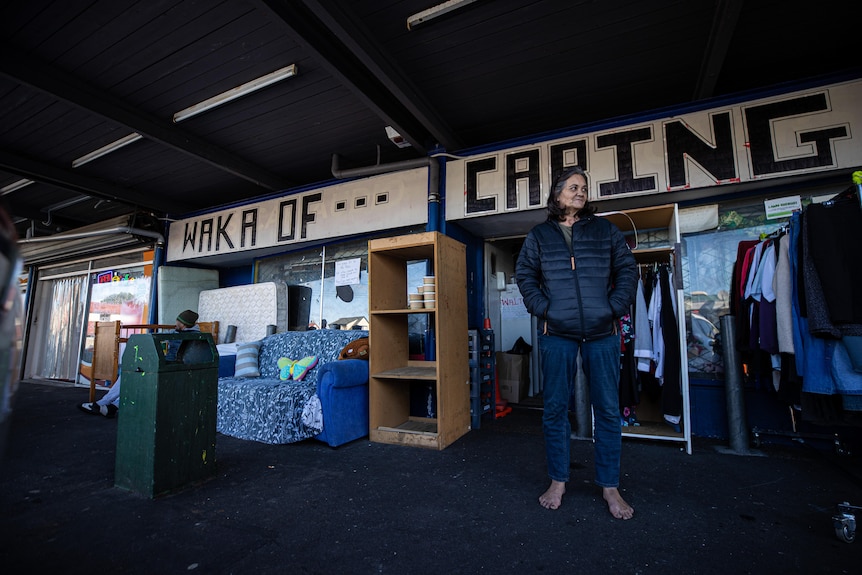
[23,251,153,387]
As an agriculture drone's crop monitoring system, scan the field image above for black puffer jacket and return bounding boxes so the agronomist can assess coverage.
[515,215,637,341]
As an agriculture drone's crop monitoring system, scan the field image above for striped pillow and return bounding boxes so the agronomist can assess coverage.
[234,340,262,377]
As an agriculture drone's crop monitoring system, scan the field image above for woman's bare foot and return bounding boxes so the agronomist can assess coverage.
[539,480,566,510]
[602,487,634,519]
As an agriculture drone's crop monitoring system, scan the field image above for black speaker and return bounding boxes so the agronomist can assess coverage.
[288,285,312,331]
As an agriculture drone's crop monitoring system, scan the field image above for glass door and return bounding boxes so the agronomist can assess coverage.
[23,251,153,387]
[79,265,152,387]
[24,274,89,381]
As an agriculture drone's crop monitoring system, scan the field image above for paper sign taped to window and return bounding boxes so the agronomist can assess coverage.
[335,258,361,286]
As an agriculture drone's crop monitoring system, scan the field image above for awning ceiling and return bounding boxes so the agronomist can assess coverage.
[2,0,860,245]
[17,214,162,266]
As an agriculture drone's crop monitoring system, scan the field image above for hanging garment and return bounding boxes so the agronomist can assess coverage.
[843,336,862,373]
[789,211,862,397]
[743,240,766,302]
[775,352,802,407]
[801,208,842,339]
[757,241,779,355]
[805,199,862,330]
[648,272,665,379]
[773,234,795,354]
[731,240,759,351]
[633,277,653,372]
[659,266,682,421]
[619,336,640,410]
[743,239,768,352]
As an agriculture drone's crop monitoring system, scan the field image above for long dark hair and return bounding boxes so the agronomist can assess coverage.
[547,166,595,221]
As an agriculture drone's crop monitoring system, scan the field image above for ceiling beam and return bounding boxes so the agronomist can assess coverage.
[6,200,86,233]
[0,43,292,192]
[693,0,744,100]
[303,0,464,152]
[0,148,193,214]
[255,0,462,153]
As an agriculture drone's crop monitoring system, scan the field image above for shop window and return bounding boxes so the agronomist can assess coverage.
[680,200,795,377]
[28,249,153,384]
[80,265,152,384]
[255,227,424,332]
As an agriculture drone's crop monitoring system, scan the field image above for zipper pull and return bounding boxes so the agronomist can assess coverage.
[570,256,575,270]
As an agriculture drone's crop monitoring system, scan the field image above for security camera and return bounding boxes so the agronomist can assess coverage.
[385,126,411,149]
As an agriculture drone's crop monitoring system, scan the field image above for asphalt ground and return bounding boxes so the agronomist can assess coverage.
[1,380,861,574]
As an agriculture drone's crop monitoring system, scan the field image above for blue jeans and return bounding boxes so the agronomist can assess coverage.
[539,332,622,488]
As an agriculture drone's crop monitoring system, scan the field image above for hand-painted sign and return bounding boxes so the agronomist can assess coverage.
[167,167,428,262]
[446,79,861,220]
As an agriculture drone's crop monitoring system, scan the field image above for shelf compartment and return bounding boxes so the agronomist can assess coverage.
[621,421,684,441]
[377,417,438,435]
[599,204,676,232]
[371,416,440,449]
[371,308,436,315]
[629,246,674,265]
[372,361,436,380]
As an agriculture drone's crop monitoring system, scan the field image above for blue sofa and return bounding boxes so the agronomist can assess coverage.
[216,329,369,447]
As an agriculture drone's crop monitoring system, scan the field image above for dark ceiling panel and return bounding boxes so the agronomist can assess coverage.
[2,1,91,49]
[137,30,300,116]
[86,2,261,94]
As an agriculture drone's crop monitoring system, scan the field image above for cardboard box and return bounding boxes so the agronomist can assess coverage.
[496,351,530,403]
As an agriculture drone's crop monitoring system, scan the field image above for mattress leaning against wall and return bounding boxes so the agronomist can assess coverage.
[197,282,289,344]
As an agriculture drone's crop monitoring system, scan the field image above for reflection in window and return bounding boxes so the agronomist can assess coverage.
[80,265,152,384]
[256,228,425,334]
[681,201,792,377]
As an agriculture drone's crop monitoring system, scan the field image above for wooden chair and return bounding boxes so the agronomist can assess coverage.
[88,321,219,402]
[89,321,121,402]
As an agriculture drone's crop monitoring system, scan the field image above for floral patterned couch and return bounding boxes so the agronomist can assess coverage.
[216,329,369,447]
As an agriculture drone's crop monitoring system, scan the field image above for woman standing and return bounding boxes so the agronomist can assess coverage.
[515,166,637,519]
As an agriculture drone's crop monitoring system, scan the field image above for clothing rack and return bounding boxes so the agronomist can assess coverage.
[637,256,679,290]
[759,223,788,241]
[636,257,673,272]
[822,182,862,207]
[600,204,691,453]
[731,185,862,433]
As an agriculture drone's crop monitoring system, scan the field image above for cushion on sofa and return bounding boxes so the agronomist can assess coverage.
[292,355,318,380]
[234,340,262,377]
[277,355,319,381]
[338,337,369,360]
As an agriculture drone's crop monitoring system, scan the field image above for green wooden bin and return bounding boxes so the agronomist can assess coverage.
[114,332,219,498]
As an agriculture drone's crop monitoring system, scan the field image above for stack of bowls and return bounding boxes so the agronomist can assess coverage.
[422,275,435,308]
[408,292,424,310]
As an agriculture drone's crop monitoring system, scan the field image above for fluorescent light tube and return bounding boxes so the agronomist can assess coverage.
[407,0,478,30]
[72,133,144,168]
[1,179,33,195]
[70,63,298,168]
[172,64,298,123]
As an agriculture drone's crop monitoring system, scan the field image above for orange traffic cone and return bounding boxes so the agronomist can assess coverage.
[494,372,511,419]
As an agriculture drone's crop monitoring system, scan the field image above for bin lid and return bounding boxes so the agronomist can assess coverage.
[122,332,218,371]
